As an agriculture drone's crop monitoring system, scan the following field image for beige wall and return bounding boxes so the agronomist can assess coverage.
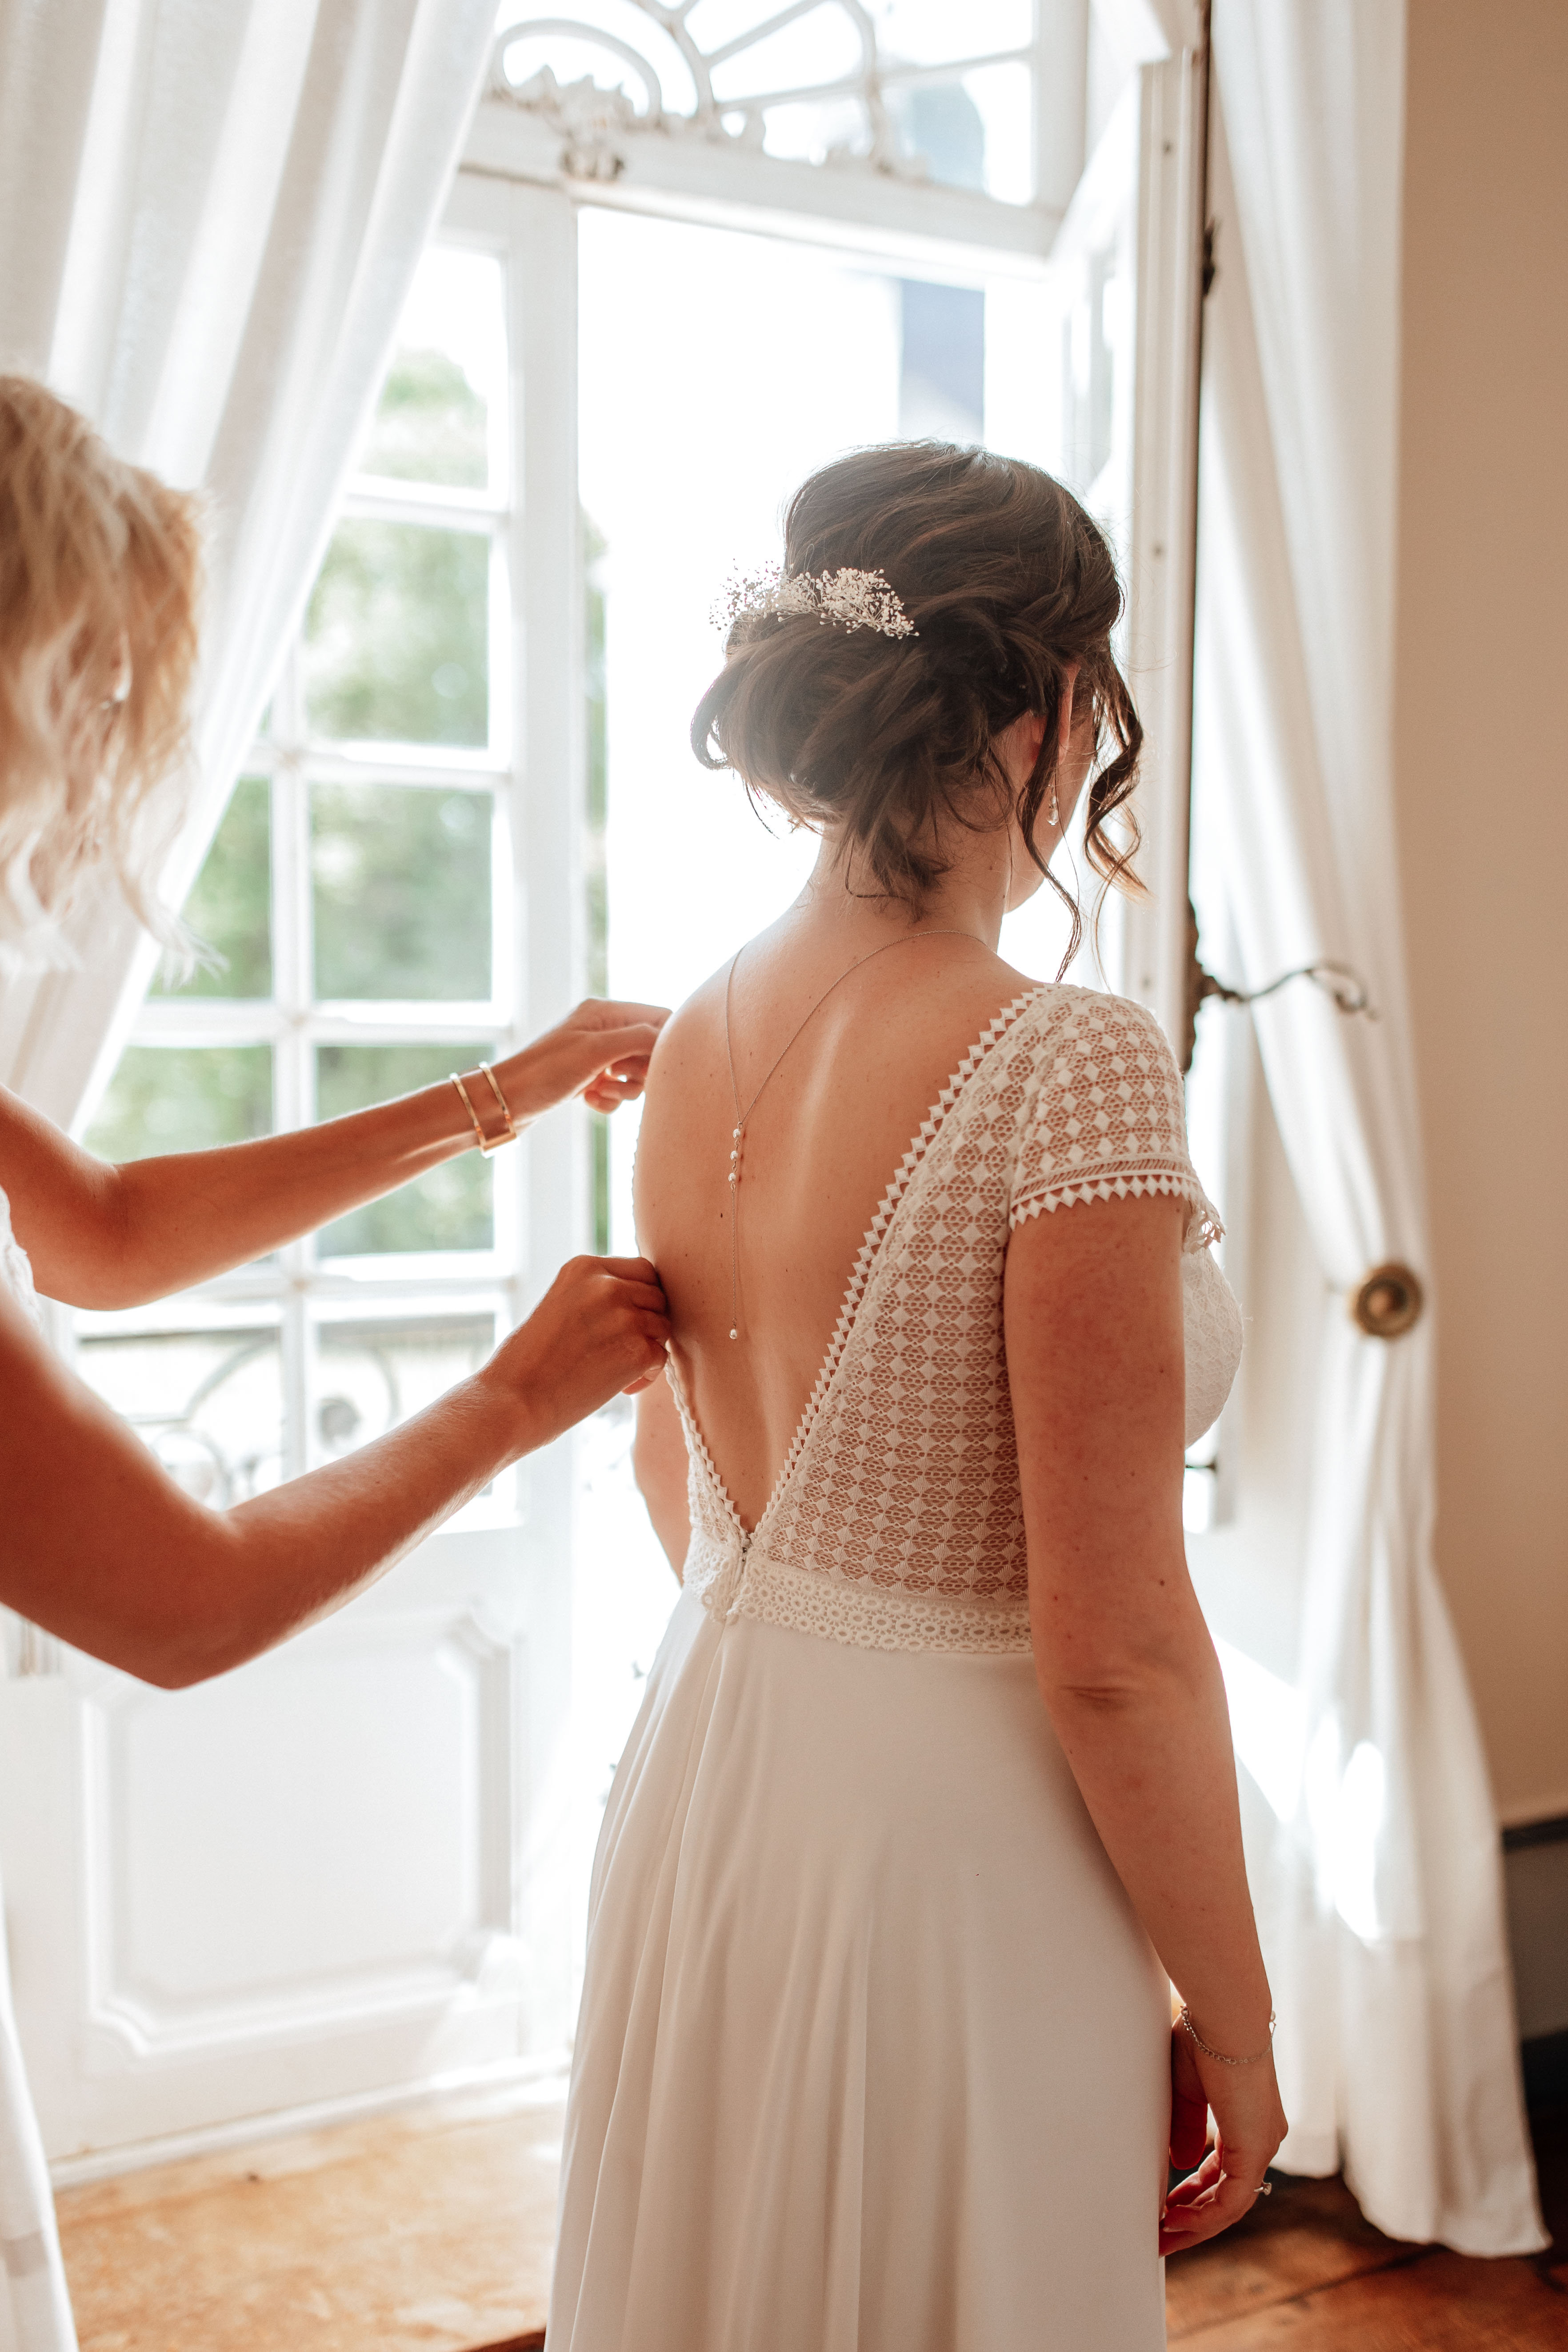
[1393,0,1568,1824]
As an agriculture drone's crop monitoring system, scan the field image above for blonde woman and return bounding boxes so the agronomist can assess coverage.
[0,376,669,2349]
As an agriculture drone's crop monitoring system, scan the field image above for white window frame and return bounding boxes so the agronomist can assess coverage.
[20,9,1220,2167]
[466,8,1205,1040]
[74,7,1208,1555]
[72,209,590,1567]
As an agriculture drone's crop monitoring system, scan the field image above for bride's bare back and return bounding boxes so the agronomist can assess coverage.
[634,912,1036,1530]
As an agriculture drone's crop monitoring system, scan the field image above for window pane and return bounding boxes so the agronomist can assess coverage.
[359,247,505,492]
[76,1318,284,1504]
[304,520,490,748]
[866,0,1032,67]
[316,1044,494,1256]
[961,61,1032,207]
[360,352,486,491]
[900,281,984,440]
[155,776,272,1000]
[311,784,492,1001]
[709,7,862,100]
[88,1045,272,1160]
[312,1309,497,1461]
[888,80,985,191]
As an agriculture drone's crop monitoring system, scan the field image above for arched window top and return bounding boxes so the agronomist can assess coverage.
[493,0,1043,207]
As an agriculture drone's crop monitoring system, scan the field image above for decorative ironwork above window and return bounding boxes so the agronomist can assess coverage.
[492,2,1040,204]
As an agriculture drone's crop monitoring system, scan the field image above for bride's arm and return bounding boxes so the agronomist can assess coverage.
[634,1372,690,1578]
[0,1000,667,1309]
[1004,1193,1285,2250]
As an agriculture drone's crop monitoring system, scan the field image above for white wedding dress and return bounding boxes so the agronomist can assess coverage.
[550,987,1243,2352]
[0,1190,80,2352]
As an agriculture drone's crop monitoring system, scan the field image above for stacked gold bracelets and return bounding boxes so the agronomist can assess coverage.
[449,1063,518,1154]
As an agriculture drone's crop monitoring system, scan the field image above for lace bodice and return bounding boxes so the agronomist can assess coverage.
[670,985,1242,1655]
[0,1185,40,1331]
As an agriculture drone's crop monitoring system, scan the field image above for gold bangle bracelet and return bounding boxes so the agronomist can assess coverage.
[477,1061,518,1145]
[449,1068,516,1155]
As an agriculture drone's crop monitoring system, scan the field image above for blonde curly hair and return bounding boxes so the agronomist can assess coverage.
[0,375,205,972]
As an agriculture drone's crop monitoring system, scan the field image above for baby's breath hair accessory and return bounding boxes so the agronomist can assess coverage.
[711,561,916,641]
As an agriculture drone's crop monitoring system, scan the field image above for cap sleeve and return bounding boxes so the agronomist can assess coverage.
[1010,991,1221,1254]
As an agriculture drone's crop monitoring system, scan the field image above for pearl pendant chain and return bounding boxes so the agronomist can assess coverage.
[728,1124,742,1339]
[722,927,975,1343]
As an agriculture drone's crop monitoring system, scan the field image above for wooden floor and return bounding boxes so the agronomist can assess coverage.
[55,2087,563,2352]
[54,2092,1567,2350]
[1165,2113,1568,2348]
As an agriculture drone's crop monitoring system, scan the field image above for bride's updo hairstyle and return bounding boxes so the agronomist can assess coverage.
[0,375,204,970]
[692,442,1143,962]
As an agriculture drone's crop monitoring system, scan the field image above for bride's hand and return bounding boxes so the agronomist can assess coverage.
[1159,2020,1287,2257]
[492,1000,670,1122]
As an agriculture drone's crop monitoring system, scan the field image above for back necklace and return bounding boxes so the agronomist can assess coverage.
[723,928,976,1341]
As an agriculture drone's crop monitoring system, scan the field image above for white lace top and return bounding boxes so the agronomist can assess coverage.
[670,985,1242,1655]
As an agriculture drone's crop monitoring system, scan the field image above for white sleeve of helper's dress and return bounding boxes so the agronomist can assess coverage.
[1008,991,1242,1445]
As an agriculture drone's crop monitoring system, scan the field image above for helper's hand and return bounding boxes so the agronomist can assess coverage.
[480,1256,672,1456]
[1160,2020,1288,2257]
[492,1000,669,1122]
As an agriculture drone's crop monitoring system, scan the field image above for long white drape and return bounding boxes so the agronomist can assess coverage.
[1192,0,1544,2255]
[0,5,496,2344]
[0,0,497,1130]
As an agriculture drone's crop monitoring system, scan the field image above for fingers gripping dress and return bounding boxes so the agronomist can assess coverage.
[550,988,1242,2352]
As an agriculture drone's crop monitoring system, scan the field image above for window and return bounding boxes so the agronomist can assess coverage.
[76,248,526,1516]
[68,7,1206,2022]
[574,206,1078,1253]
[493,1,1043,204]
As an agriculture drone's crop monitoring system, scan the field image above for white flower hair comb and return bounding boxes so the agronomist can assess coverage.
[711,562,916,640]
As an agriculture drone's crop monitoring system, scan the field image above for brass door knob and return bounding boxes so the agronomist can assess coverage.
[1352,1262,1424,1339]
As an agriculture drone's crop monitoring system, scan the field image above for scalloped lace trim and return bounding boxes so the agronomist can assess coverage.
[688,1545,1032,1656]
[1010,1167,1223,1254]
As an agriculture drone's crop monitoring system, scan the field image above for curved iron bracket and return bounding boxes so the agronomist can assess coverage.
[1181,899,1375,1073]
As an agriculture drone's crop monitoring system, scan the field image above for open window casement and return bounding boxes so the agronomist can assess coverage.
[13,2,1215,2177]
[469,0,1208,1038]
[1045,47,1206,1036]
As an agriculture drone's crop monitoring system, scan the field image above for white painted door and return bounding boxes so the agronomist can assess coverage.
[0,1524,573,2163]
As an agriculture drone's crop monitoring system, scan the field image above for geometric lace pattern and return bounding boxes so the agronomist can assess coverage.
[669,986,1241,1656]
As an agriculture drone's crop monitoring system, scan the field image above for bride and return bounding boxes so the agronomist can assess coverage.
[549,442,1286,2351]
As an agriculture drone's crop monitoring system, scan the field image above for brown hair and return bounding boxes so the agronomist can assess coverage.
[0,374,205,970]
[691,442,1143,966]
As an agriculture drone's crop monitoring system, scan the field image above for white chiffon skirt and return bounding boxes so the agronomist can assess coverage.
[550,1585,1171,2352]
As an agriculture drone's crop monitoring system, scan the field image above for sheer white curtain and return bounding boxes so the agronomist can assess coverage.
[0,6,496,2344]
[1192,0,1544,2255]
[0,0,497,1130]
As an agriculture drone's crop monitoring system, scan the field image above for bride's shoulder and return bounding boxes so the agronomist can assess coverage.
[1004,980,1179,1063]
[641,958,733,1086]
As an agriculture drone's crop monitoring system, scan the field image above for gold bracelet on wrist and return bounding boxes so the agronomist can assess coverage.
[1178,2006,1277,2066]
[450,1064,518,1155]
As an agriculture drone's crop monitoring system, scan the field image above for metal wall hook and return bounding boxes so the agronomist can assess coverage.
[1181,901,1376,1072]
[1199,959,1375,1019]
